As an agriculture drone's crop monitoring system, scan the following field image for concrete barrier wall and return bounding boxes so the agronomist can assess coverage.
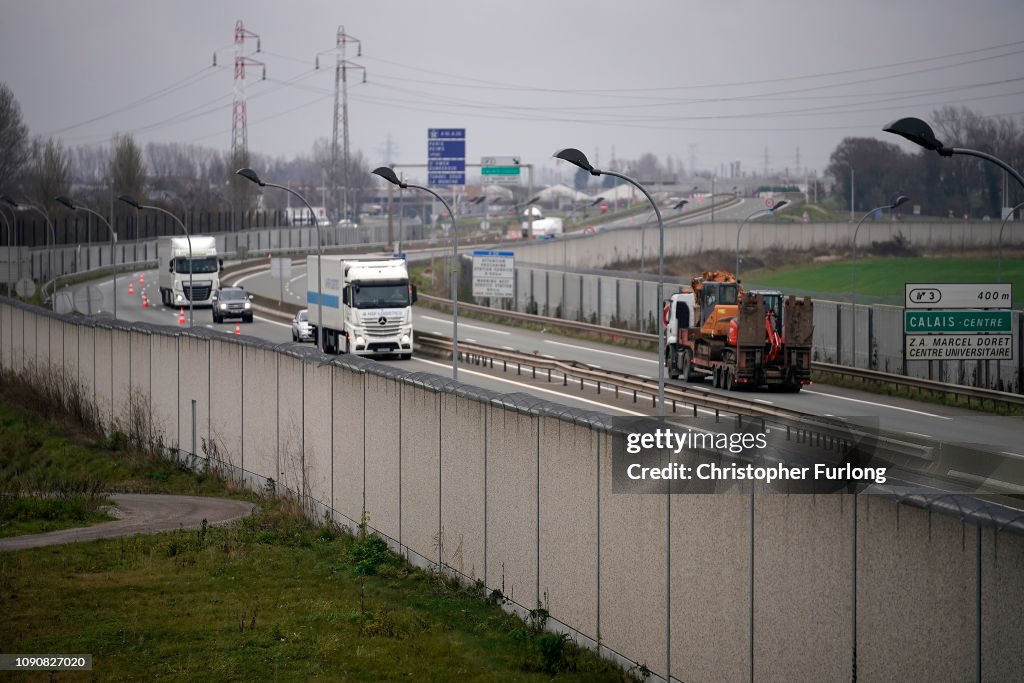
[509,220,1024,270]
[501,266,1023,392]
[2,299,1022,682]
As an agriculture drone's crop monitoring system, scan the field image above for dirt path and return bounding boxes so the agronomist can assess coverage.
[0,494,256,552]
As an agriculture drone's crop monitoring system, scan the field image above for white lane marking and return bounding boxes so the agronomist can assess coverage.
[465,338,477,343]
[906,432,931,439]
[501,346,517,351]
[753,399,774,405]
[255,316,289,329]
[802,390,952,419]
[1002,451,1024,460]
[415,358,646,416]
[233,271,265,286]
[545,339,657,363]
[288,274,305,285]
[421,315,509,334]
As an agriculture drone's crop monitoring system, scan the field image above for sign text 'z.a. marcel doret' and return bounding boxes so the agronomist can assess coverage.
[905,334,1014,360]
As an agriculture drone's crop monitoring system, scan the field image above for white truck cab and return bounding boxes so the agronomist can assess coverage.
[307,256,416,358]
[156,235,220,307]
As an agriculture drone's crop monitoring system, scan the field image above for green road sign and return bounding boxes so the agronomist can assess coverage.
[903,310,1012,333]
[481,167,521,175]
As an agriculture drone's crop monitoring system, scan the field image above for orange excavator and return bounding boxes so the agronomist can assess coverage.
[663,271,813,392]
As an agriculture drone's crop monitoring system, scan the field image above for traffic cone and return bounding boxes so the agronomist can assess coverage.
[139,274,145,286]
[234,322,241,335]
[142,295,149,309]
[178,308,186,325]
[127,281,135,296]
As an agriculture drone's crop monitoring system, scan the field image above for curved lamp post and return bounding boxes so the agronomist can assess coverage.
[118,194,194,327]
[372,166,460,380]
[851,195,909,367]
[236,168,326,351]
[555,147,668,417]
[735,200,789,281]
[1,196,57,309]
[56,196,118,319]
[998,200,1024,282]
[884,117,1024,190]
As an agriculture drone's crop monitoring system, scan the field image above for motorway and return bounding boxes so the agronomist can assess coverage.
[75,256,1024,477]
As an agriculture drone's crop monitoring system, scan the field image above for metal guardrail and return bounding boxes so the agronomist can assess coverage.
[414,331,935,469]
[812,361,1024,411]
[420,294,1024,412]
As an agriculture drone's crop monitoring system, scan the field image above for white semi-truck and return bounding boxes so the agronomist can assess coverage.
[306,256,416,358]
[156,235,221,307]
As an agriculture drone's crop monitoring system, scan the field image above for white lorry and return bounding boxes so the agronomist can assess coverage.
[306,256,416,358]
[156,235,221,307]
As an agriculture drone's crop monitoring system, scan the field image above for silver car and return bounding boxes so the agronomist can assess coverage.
[291,309,314,342]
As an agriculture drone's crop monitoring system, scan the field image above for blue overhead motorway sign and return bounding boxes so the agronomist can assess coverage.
[428,128,465,187]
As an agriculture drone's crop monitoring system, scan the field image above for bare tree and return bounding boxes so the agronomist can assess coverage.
[0,83,30,194]
[108,133,147,202]
[27,138,71,214]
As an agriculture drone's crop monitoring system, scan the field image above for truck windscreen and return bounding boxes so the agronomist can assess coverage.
[352,282,410,308]
[174,256,219,274]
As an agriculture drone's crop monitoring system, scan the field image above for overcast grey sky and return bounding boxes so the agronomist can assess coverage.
[3,0,1023,183]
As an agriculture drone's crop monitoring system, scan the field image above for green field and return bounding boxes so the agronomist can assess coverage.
[743,257,1024,305]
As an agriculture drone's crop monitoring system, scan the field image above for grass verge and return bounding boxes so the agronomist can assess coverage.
[0,502,633,681]
[0,371,636,681]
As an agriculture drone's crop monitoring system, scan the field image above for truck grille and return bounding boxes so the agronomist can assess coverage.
[183,284,212,301]
[365,317,402,337]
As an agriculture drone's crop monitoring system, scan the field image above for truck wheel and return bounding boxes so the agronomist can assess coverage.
[667,348,680,380]
[723,368,734,391]
[712,367,721,389]
[679,349,694,383]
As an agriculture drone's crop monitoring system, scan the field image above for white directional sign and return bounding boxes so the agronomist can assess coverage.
[905,334,1013,361]
[481,156,521,186]
[270,257,292,279]
[905,283,1012,309]
[903,282,1016,362]
[472,250,514,298]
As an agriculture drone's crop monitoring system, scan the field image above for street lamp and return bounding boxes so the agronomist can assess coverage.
[998,200,1024,282]
[372,166,461,380]
[118,194,194,327]
[735,200,789,280]
[884,117,1024,190]
[555,147,668,417]
[236,168,327,351]
[1,196,56,309]
[56,196,119,319]
[851,195,909,367]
